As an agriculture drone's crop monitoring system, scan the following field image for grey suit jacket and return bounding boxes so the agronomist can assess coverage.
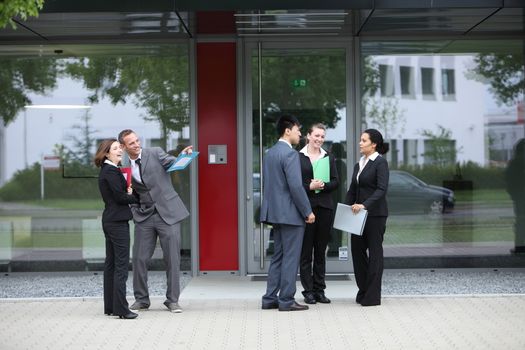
[260,141,312,226]
[129,147,189,225]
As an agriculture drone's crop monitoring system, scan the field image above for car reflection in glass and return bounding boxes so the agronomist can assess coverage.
[253,170,454,218]
[388,170,455,215]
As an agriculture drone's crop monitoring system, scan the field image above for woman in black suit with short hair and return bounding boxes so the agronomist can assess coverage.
[345,129,389,306]
[94,139,139,319]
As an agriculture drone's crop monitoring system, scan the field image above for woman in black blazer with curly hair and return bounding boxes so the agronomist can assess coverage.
[94,139,139,319]
[345,129,389,306]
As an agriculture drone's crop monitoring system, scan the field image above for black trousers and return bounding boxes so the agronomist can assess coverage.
[103,221,131,316]
[300,206,333,294]
[351,216,387,305]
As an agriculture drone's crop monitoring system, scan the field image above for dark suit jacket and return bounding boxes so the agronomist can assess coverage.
[345,155,389,217]
[260,141,312,226]
[299,152,339,210]
[98,163,138,223]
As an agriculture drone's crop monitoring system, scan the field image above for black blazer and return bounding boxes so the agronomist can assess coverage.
[299,152,339,210]
[345,155,389,217]
[98,163,138,223]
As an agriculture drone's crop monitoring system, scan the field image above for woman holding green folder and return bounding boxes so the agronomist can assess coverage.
[298,123,339,304]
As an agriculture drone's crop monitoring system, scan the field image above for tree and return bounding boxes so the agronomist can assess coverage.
[362,56,381,97]
[361,56,405,141]
[0,0,44,29]
[364,97,406,140]
[468,53,524,106]
[420,125,461,166]
[253,52,346,147]
[64,112,98,166]
[0,58,58,126]
[65,49,190,149]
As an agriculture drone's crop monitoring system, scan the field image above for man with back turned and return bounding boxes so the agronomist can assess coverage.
[260,115,315,312]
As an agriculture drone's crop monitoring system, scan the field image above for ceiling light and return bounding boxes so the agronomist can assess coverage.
[238,27,342,31]
[24,105,92,109]
[234,12,348,17]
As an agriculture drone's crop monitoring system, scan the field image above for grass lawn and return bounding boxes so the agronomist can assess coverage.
[385,215,514,245]
[2,189,517,248]
[15,233,83,249]
[385,188,515,245]
[454,189,512,203]
[20,199,104,210]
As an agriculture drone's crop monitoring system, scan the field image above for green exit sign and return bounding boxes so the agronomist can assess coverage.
[292,79,307,88]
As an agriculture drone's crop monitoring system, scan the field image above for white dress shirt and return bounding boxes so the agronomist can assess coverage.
[357,151,379,182]
[130,152,143,183]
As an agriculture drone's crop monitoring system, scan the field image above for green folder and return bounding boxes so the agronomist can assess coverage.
[312,156,330,193]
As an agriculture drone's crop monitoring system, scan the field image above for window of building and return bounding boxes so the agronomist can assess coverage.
[400,66,415,98]
[423,139,456,166]
[403,139,418,166]
[441,68,456,100]
[379,64,395,96]
[421,67,435,97]
[362,41,525,268]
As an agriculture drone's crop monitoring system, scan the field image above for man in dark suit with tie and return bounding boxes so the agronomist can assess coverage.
[260,115,315,312]
[119,129,192,314]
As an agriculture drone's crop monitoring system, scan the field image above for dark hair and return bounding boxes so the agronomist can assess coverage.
[276,114,300,137]
[118,129,135,144]
[94,138,118,167]
[363,128,389,155]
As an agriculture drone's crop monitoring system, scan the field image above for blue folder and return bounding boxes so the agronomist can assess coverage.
[167,151,199,172]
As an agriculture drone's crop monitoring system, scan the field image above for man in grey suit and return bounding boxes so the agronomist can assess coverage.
[260,115,315,312]
[119,129,192,313]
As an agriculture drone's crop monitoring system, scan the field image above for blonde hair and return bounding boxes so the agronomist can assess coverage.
[308,123,326,134]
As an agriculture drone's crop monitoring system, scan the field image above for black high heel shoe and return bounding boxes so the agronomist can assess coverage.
[118,312,138,319]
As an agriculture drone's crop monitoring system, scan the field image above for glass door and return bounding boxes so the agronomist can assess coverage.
[244,42,353,274]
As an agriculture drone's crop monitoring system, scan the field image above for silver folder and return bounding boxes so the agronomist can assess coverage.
[333,203,368,236]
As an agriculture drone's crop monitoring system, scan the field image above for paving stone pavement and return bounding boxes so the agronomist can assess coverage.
[1,277,525,350]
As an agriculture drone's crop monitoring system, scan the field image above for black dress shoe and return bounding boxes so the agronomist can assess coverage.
[279,302,309,312]
[303,293,317,305]
[261,302,279,310]
[360,300,381,307]
[118,312,138,319]
[314,293,331,304]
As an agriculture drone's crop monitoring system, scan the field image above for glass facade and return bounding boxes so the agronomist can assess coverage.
[361,40,525,267]
[249,47,348,273]
[0,34,523,273]
[0,44,192,271]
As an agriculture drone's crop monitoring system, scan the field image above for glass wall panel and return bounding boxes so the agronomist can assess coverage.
[0,44,191,271]
[361,40,525,267]
[250,48,348,272]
